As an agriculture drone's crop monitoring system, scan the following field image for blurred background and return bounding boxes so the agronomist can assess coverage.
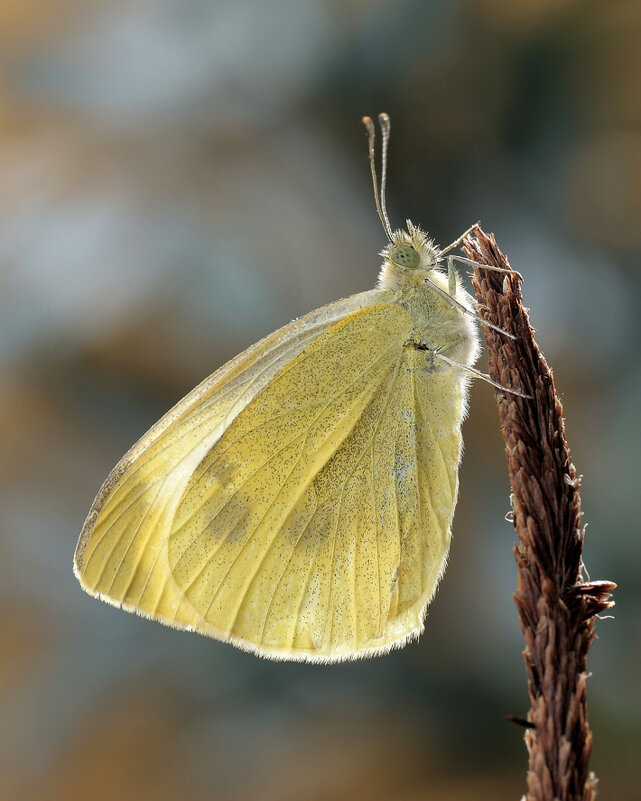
[1,1,639,799]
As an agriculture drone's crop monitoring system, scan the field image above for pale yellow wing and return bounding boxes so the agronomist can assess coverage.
[75,302,466,662]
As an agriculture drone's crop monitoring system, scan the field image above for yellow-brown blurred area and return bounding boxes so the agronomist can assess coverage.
[1,1,639,799]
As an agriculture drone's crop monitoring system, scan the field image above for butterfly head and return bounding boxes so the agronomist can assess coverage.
[378,221,440,290]
[386,221,439,269]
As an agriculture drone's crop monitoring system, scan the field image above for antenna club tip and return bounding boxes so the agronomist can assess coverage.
[378,112,390,123]
[362,115,372,124]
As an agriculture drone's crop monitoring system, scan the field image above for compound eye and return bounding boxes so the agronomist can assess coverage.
[390,244,419,269]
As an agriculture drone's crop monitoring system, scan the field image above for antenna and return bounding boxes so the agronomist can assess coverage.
[377,113,393,239]
[362,114,393,241]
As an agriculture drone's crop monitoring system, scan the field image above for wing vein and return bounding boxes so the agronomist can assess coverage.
[84,479,161,566]
[322,351,403,648]
[171,341,399,560]
[353,353,403,642]
[173,341,400,606]
[409,351,426,586]
[102,478,167,597]
[371,425,380,635]
[95,329,327,526]
[258,503,318,646]
[207,436,312,632]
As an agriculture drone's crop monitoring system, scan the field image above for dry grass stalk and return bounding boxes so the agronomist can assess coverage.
[461,228,615,801]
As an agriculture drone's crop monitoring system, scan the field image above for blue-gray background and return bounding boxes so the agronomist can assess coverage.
[1,2,639,799]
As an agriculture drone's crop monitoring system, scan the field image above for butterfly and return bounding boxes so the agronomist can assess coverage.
[74,114,517,662]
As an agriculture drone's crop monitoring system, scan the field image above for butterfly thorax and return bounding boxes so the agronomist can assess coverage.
[376,224,479,368]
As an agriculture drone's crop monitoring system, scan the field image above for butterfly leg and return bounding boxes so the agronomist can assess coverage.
[424,271,515,340]
[434,350,532,398]
[449,254,523,282]
[439,222,481,256]
[447,256,459,298]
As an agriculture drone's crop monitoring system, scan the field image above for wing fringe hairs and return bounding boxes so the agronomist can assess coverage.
[463,228,615,801]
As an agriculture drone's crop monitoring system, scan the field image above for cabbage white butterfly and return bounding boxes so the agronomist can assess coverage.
[74,114,515,662]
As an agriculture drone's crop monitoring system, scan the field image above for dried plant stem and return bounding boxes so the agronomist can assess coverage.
[462,229,615,801]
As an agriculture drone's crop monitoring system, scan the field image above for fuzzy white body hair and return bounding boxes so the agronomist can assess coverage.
[376,222,480,371]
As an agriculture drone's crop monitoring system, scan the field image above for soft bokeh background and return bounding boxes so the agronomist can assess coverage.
[1,1,639,799]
